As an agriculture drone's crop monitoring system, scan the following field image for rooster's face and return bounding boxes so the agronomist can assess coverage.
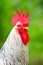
[15,22,30,45]
[12,10,30,45]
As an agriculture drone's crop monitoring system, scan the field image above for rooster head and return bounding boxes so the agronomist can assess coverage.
[12,10,30,45]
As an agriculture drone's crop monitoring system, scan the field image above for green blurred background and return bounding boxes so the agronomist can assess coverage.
[0,0,43,65]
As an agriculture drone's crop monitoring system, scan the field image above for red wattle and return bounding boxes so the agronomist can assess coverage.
[20,29,30,45]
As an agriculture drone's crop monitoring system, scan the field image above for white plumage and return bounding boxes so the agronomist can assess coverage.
[0,24,29,65]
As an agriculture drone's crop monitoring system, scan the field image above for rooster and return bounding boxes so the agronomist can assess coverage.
[0,10,30,65]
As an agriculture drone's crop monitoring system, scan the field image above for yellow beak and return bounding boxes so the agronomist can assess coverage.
[24,27,28,30]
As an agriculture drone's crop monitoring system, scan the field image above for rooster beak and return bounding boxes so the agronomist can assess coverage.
[24,27,28,30]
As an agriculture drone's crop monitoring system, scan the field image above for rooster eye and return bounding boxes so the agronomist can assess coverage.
[17,25,21,27]
[17,25,22,27]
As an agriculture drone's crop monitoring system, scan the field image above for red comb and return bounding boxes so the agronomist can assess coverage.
[12,10,30,27]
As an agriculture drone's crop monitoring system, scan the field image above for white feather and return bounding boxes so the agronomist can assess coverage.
[0,25,29,65]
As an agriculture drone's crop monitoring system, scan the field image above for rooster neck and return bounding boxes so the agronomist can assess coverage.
[0,27,25,57]
[0,27,28,65]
